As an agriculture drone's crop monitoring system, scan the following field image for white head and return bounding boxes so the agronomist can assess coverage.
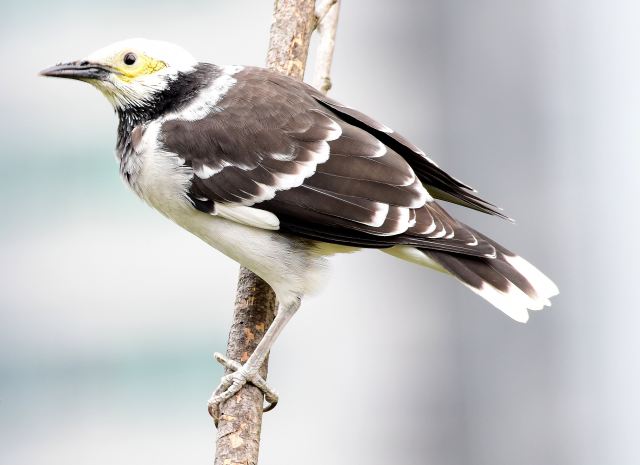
[41,38,198,110]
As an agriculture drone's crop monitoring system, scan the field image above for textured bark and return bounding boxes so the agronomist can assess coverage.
[213,1,318,464]
[265,0,317,80]
[213,269,277,465]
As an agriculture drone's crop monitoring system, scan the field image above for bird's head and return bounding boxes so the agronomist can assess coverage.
[40,38,197,111]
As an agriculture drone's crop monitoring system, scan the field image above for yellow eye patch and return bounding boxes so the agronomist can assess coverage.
[114,52,166,82]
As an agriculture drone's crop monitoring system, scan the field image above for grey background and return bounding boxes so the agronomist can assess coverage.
[1,1,638,464]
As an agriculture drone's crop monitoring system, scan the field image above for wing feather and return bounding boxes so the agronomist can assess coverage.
[159,67,502,257]
[311,90,510,219]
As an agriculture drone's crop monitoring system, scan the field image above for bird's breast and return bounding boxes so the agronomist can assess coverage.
[119,120,194,219]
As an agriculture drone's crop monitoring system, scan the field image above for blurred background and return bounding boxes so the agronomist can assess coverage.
[1,1,639,464]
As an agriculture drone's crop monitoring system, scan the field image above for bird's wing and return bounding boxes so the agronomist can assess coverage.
[310,90,509,220]
[157,68,496,256]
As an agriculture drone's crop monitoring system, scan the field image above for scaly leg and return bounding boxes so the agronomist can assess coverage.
[207,296,301,419]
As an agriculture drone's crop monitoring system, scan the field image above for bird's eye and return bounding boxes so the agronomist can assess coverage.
[123,52,137,66]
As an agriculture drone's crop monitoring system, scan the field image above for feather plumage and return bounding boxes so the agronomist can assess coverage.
[121,64,556,321]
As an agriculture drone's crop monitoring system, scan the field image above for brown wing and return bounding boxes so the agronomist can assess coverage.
[159,67,496,257]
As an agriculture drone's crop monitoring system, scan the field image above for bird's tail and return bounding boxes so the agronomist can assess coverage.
[387,230,559,323]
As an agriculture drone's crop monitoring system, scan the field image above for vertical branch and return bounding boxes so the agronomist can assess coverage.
[313,0,340,94]
[265,0,317,79]
[213,269,277,465]
[213,1,319,464]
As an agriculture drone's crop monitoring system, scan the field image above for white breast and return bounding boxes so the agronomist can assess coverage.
[126,121,194,216]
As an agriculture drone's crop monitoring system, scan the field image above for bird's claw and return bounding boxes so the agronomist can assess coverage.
[208,352,278,425]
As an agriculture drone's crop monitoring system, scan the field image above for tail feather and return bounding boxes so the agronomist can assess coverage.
[426,251,544,322]
[470,228,559,300]
[388,231,558,323]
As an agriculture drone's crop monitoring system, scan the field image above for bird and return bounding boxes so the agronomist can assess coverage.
[41,38,559,414]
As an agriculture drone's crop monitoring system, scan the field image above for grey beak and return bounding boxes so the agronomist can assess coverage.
[39,61,114,80]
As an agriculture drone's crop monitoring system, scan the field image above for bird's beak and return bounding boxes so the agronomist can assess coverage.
[39,60,115,81]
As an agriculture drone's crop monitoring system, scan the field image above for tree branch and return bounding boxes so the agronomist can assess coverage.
[213,269,277,465]
[312,0,340,94]
[213,1,320,464]
[265,0,317,79]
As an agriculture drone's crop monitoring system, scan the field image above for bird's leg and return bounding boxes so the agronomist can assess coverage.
[208,296,301,420]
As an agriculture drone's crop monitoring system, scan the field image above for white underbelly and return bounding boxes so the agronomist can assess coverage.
[173,209,329,306]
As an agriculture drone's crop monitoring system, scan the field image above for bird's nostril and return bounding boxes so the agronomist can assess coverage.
[79,60,89,66]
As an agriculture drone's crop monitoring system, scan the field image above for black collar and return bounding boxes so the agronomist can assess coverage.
[116,63,219,155]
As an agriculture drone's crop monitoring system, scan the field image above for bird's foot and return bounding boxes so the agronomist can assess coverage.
[207,352,278,425]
